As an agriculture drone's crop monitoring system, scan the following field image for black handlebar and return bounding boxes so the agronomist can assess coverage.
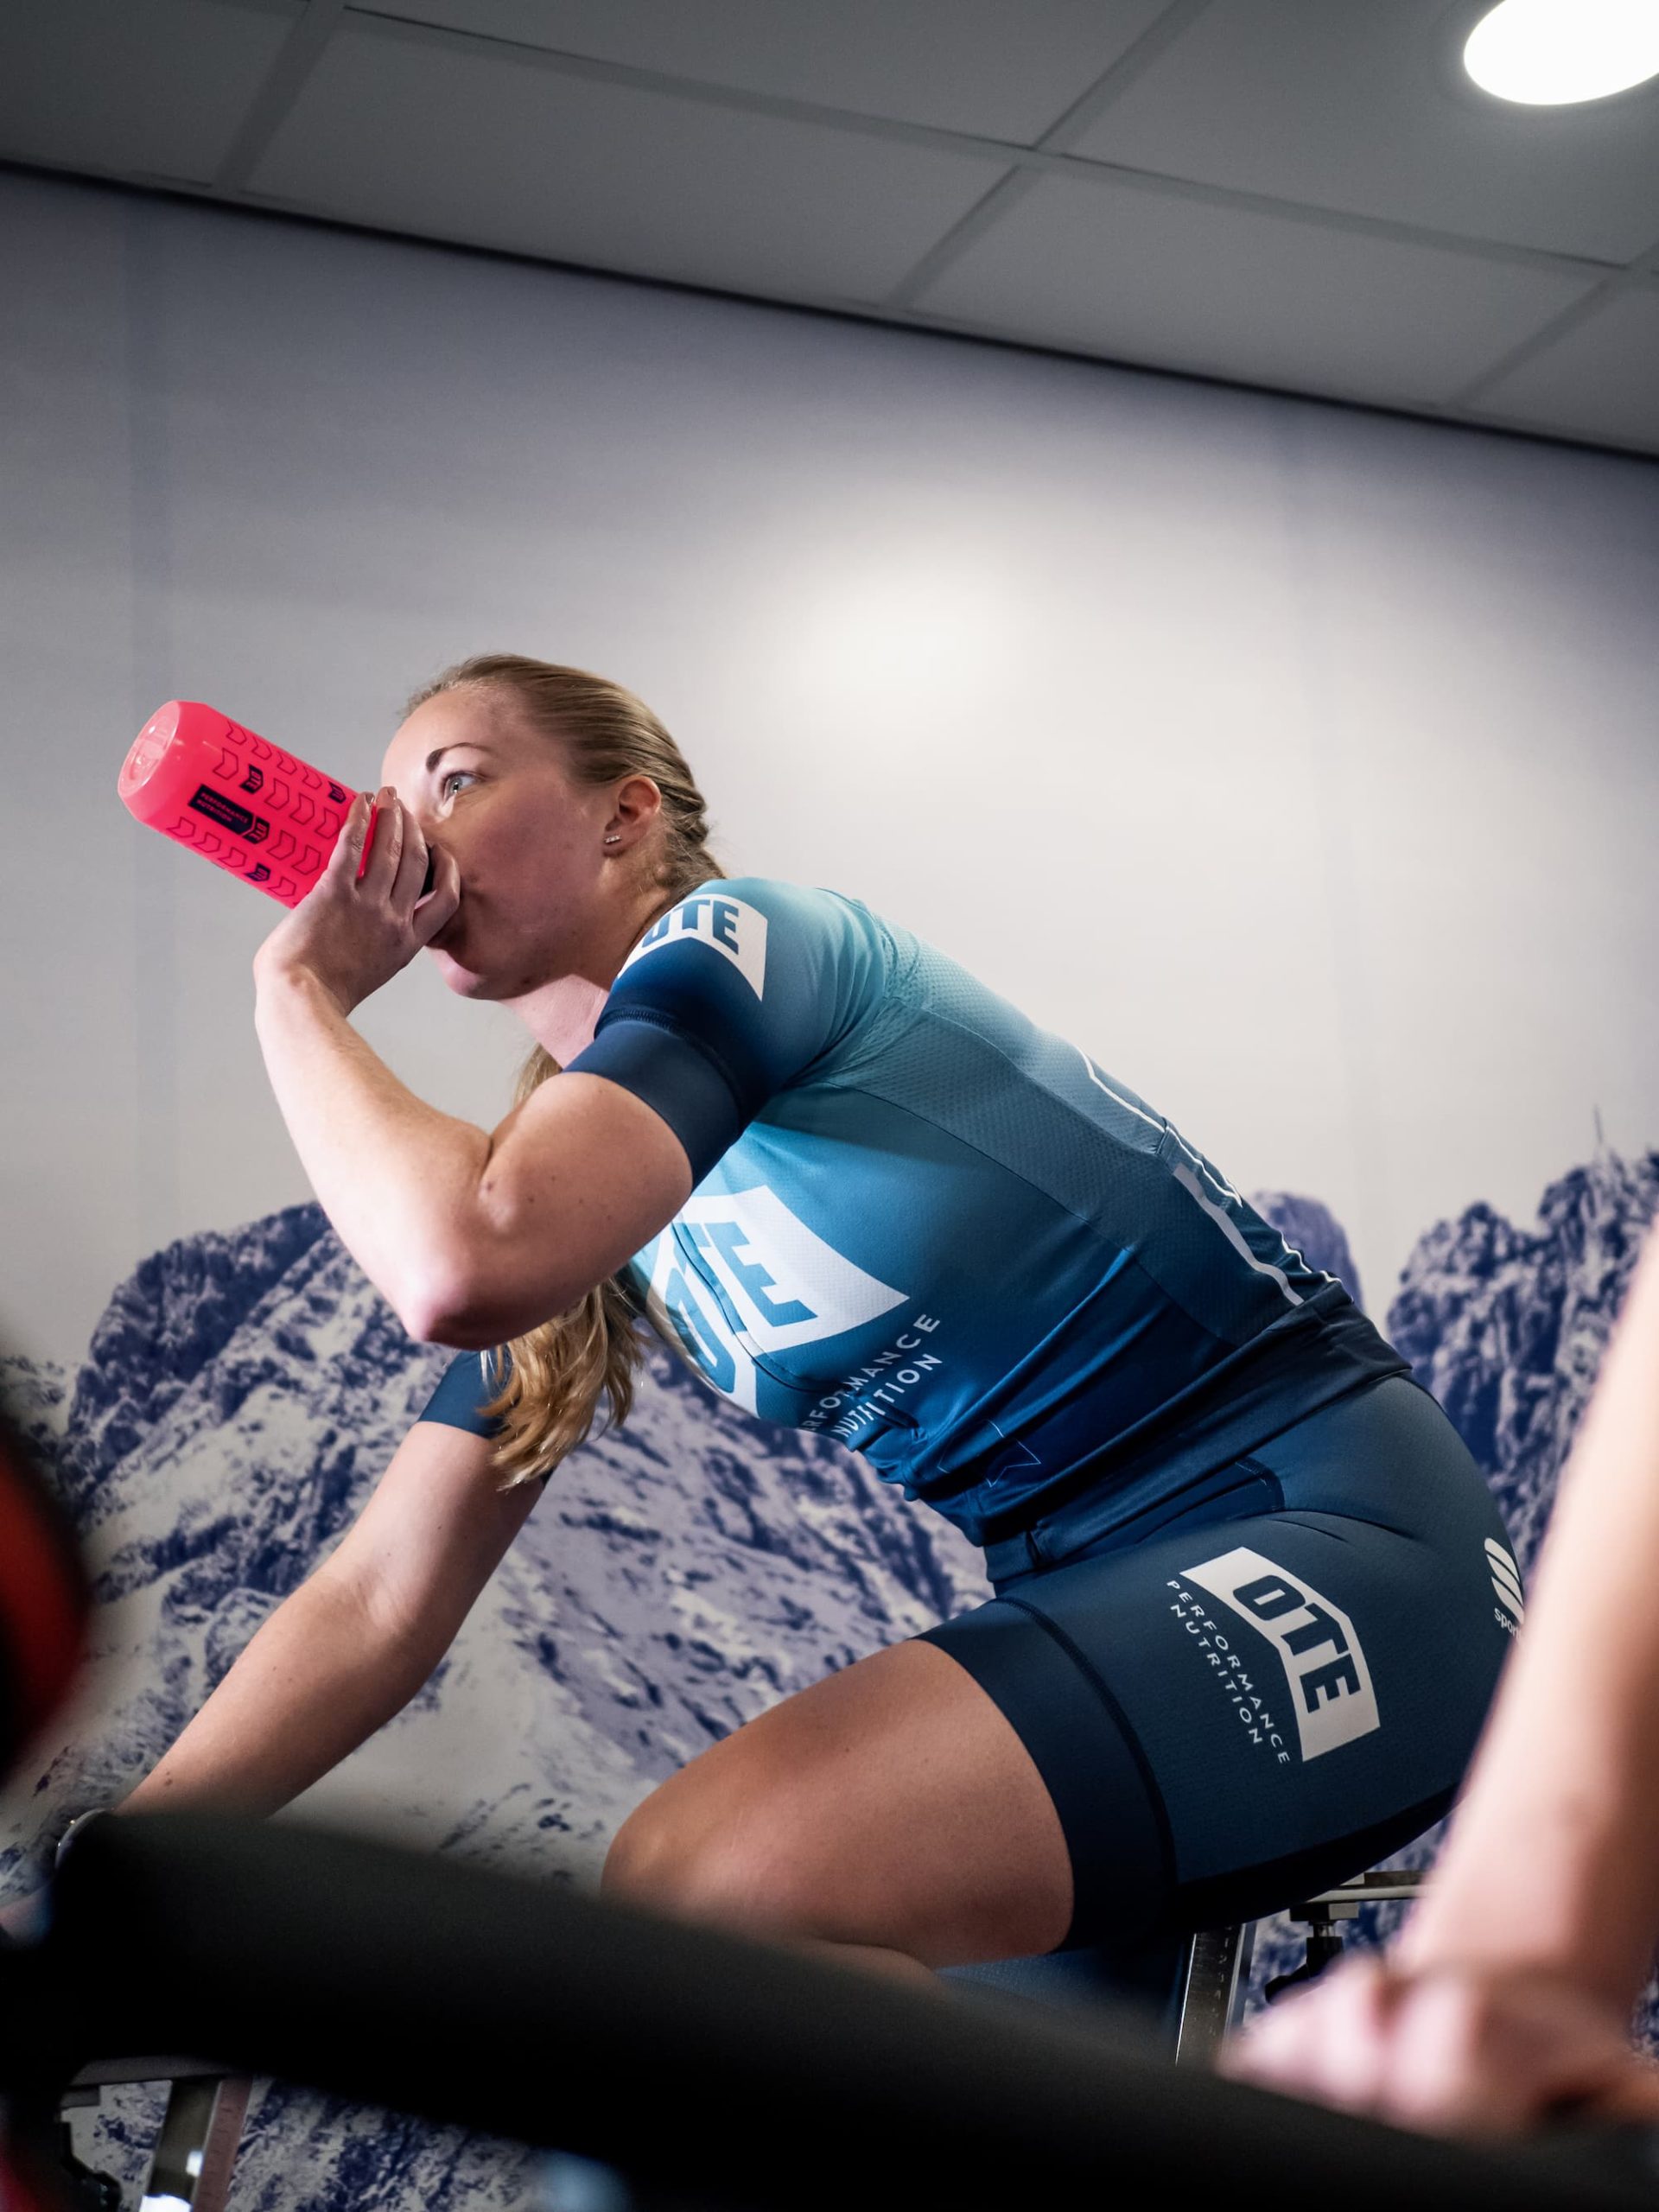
[6,1810,1656,2212]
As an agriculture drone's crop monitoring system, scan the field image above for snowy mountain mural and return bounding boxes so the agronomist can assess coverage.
[1388,1147,1659,1580]
[0,1201,991,2210]
[2,1155,1656,2205]
[1245,1147,1659,2022]
[5,1200,988,1853]
[1247,1192,1363,1316]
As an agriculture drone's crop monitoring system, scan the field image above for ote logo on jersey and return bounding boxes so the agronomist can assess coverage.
[643,1185,906,1412]
[620,893,768,999]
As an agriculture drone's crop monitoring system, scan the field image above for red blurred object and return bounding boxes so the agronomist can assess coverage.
[118,701,358,910]
[0,1404,87,1777]
[0,1402,89,2212]
[0,2128,78,2212]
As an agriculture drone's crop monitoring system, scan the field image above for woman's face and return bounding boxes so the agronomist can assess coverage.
[379,686,612,1000]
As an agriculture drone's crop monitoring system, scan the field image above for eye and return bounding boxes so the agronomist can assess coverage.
[439,768,476,799]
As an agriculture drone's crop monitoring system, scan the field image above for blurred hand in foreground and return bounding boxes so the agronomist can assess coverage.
[1223,1949,1659,2137]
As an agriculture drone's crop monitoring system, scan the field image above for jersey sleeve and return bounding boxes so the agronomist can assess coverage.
[416,1348,510,1439]
[565,879,887,1181]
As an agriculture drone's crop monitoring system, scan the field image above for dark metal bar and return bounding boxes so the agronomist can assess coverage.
[137,2075,250,2212]
[1174,1921,1255,2064]
[21,1813,1657,2212]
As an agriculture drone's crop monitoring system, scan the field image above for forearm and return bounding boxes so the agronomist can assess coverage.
[252,961,490,1332]
[1404,1679,1659,2011]
[116,1572,442,1821]
[1400,1224,1659,2008]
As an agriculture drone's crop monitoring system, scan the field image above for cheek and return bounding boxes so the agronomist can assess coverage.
[461,817,588,924]
[497,809,588,880]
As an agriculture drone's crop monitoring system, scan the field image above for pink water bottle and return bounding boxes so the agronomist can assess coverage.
[118,700,429,906]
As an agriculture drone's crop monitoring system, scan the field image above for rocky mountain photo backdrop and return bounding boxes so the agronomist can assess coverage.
[3,1150,1655,2209]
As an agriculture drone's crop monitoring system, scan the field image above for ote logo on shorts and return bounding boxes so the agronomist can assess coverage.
[1181,1547,1380,1760]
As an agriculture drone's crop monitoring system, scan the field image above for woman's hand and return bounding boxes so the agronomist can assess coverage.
[0,1887,48,1942]
[1222,1949,1659,2137]
[252,788,461,1014]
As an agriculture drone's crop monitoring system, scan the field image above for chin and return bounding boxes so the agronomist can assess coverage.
[426,944,490,996]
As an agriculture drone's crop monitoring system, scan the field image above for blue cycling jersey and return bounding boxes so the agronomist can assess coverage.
[422,878,1407,1548]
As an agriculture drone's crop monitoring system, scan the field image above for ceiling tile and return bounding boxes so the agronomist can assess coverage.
[248,17,1002,302]
[1474,288,1659,454]
[0,0,299,184]
[348,0,1166,144]
[1068,0,1659,264]
[915,173,1597,408]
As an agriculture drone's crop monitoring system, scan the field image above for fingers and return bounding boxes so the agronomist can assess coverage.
[330,790,375,877]
[333,788,396,889]
[1582,2052,1659,2126]
[369,790,448,917]
[338,788,429,906]
[1227,1957,1656,2140]
[362,785,404,889]
[1224,1953,1397,2113]
[413,842,461,944]
[1379,1973,1547,2135]
[0,1887,49,1942]
[1391,1973,1658,2137]
[391,799,429,904]
[330,787,454,944]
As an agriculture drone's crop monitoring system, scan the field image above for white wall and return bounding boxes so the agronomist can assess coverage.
[4,164,1657,1371]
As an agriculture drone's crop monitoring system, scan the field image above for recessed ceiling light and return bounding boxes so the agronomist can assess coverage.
[1463,0,1659,105]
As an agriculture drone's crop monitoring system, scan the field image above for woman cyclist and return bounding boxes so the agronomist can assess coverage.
[105,654,1519,1995]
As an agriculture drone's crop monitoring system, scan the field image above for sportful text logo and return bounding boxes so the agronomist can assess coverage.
[1180,1547,1380,1760]
[1485,1537,1524,1626]
[643,1186,907,1413]
[620,893,768,1000]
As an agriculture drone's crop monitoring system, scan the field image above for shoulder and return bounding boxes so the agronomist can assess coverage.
[575,878,896,1175]
[618,877,890,1002]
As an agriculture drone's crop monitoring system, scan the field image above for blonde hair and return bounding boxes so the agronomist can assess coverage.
[404,653,724,1488]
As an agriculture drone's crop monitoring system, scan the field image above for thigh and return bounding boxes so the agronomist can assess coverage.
[603,1636,1075,1967]
[933,1385,1516,1945]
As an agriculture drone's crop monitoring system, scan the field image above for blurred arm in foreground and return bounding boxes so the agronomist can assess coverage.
[1226,1218,1659,2135]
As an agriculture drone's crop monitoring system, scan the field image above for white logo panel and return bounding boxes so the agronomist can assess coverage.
[680,1185,906,1355]
[620,893,767,1000]
[1181,1545,1379,1760]
[641,1234,760,1414]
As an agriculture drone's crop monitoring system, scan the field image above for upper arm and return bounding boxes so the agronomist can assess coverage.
[565,880,881,1179]
[428,1071,693,1345]
[314,1402,542,1652]
[429,880,881,1348]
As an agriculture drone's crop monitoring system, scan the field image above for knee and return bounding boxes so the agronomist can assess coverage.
[601,1791,811,1936]
[601,1796,690,1909]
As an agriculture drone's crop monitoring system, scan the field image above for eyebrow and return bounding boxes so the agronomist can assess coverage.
[423,743,495,775]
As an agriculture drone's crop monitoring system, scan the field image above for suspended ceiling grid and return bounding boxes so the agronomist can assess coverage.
[3,0,1656,455]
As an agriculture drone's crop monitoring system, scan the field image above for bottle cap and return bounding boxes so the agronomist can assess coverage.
[117,700,232,827]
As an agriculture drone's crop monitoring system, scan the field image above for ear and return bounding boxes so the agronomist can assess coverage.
[606,774,664,849]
